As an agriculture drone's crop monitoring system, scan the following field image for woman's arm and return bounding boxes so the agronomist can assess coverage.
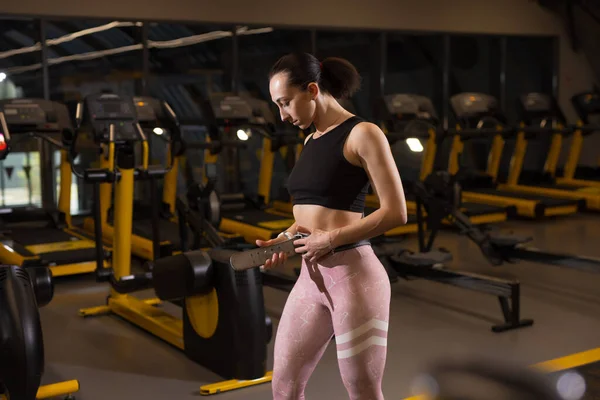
[329,122,408,248]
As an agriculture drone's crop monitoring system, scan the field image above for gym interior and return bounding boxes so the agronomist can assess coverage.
[1,0,600,399]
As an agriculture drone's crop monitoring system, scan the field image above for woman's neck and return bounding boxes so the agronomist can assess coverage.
[313,95,353,135]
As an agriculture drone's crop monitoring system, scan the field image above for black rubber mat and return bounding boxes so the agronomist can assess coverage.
[472,188,579,206]
[41,248,98,265]
[9,228,75,245]
[133,219,184,249]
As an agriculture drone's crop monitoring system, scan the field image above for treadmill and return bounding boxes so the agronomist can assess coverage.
[80,96,184,261]
[553,91,600,184]
[0,98,110,276]
[367,93,514,225]
[199,93,297,243]
[447,93,583,219]
[494,93,600,211]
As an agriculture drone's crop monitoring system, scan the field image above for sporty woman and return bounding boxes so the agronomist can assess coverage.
[258,52,407,400]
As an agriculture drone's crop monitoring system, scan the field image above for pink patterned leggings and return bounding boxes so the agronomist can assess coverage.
[272,244,391,400]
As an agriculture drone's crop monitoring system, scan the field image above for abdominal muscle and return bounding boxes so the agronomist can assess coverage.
[292,204,363,235]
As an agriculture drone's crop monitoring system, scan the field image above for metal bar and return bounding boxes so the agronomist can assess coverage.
[380,32,386,96]
[92,181,106,274]
[231,27,239,95]
[499,37,507,113]
[40,20,50,100]
[149,177,161,261]
[552,35,560,100]
[398,263,514,297]
[39,19,55,209]
[416,197,426,252]
[442,34,451,132]
[505,246,600,274]
[141,23,150,96]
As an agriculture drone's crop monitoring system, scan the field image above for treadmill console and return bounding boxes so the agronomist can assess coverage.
[0,99,72,133]
[517,93,565,125]
[450,93,498,119]
[382,94,437,121]
[84,93,140,143]
[133,97,159,122]
[208,93,253,123]
[571,92,600,124]
[133,96,179,141]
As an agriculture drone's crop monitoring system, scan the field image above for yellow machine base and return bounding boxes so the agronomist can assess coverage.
[200,371,273,396]
[37,380,80,399]
[81,295,273,396]
[79,295,185,348]
[461,191,579,218]
[219,218,277,242]
[556,177,600,190]
[51,261,110,277]
[498,183,600,211]
[0,380,79,400]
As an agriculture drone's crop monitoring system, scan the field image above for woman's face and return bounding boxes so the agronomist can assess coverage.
[270,72,317,130]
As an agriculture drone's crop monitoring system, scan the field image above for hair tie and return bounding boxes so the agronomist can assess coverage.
[319,62,323,71]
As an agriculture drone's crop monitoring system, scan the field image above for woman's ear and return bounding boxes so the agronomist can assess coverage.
[307,82,319,100]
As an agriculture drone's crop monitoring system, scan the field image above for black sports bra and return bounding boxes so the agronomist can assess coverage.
[287,116,370,213]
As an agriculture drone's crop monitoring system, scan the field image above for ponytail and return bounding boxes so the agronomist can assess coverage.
[320,57,361,99]
[269,53,361,99]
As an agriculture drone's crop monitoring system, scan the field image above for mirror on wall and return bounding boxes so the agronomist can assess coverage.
[0,18,44,208]
[0,15,561,212]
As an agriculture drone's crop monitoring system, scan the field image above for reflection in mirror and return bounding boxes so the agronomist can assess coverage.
[0,18,43,209]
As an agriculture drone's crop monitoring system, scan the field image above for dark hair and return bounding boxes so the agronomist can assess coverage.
[269,52,361,99]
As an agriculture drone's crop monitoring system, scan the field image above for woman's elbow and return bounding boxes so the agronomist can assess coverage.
[396,210,408,226]
[382,206,408,226]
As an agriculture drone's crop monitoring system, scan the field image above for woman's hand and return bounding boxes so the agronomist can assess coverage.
[256,236,289,270]
[293,226,334,263]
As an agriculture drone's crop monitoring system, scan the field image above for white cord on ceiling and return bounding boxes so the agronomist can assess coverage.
[2,25,274,75]
[0,21,142,60]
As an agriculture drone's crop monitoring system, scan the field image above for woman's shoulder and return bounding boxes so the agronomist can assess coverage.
[347,120,388,152]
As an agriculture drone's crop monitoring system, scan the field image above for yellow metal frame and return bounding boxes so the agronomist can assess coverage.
[486,127,505,180]
[200,371,273,395]
[447,124,582,218]
[219,218,278,242]
[543,131,563,176]
[0,147,105,277]
[81,137,177,261]
[403,347,600,400]
[506,127,527,186]
[562,123,584,180]
[497,182,600,210]
[80,135,271,396]
[0,379,79,400]
[257,136,275,205]
[555,177,600,189]
[501,120,600,208]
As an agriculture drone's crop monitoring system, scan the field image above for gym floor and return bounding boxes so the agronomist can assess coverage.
[40,213,600,399]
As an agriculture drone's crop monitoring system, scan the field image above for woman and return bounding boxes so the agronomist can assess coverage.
[257,52,407,400]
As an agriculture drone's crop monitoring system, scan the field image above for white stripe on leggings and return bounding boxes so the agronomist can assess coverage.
[337,336,388,359]
[335,319,389,345]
